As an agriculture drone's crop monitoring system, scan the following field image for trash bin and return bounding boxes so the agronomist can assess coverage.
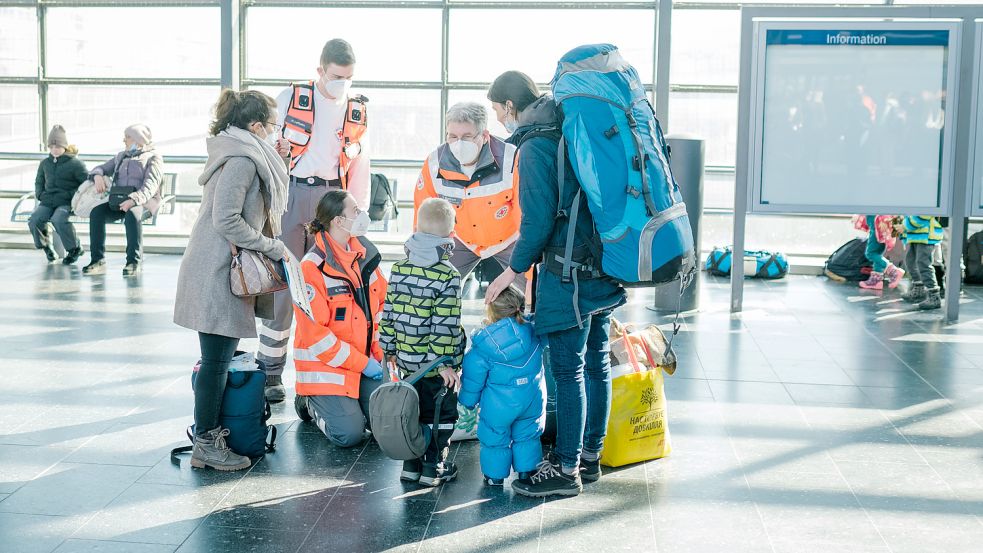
[652,135,704,312]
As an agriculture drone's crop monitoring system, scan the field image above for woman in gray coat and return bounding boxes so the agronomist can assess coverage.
[173,89,289,471]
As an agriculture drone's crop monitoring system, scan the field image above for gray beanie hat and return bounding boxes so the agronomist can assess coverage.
[47,125,68,148]
[124,124,153,147]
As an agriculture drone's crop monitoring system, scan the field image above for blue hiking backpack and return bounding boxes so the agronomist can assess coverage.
[551,44,697,287]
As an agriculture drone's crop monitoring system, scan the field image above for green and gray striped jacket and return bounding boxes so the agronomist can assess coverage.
[380,233,465,377]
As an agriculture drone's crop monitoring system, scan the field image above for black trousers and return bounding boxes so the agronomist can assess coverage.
[415,376,459,465]
[89,203,145,264]
[194,332,240,436]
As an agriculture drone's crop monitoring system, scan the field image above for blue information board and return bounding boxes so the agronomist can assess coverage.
[748,21,961,215]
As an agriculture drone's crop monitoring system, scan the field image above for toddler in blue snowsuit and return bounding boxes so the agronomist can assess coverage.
[459,286,546,486]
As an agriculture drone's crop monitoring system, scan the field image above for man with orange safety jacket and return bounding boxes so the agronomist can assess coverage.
[414,102,525,287]
[258,38,372,403]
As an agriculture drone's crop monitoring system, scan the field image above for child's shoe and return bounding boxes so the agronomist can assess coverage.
[902,283,927,303]
[419,461,458,487]
[918,288,942,311]
[483,476,504,486]
[883,264,905,289]
[859,271,884,290]
[401,459,422,482]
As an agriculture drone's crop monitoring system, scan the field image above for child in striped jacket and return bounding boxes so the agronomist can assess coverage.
[380,197,465,487]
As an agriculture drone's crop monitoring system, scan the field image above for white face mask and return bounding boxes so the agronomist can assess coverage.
[263,127,279,147]
[340,210,371,237]
[449,138,481,166]
[503,112,518,134]
[323,79,352,99]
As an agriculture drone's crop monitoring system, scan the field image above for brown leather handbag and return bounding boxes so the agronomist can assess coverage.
[229,243,287,298]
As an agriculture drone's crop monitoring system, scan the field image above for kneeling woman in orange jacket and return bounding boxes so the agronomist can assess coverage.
[292,189,388,447]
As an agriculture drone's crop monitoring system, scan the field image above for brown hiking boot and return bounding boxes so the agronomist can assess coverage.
[190,427,251,471]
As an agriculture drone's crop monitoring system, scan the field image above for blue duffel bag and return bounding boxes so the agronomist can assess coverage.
[706,246,789,279]
[172,351,277,461]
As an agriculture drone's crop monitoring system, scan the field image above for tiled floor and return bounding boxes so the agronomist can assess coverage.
[1,250,982,553]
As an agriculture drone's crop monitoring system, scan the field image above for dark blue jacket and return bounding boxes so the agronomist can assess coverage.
[459,317,543,410]
[506,96,625,335]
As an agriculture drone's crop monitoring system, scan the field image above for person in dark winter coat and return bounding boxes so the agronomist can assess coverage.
[460,286,545,487]
[28,125,88,264]
[83,123,164,277]
[484,71,626,499]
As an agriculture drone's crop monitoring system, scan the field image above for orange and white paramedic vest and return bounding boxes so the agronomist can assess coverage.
[282,81,368,190]
[292,233,386,398]
[415,136,520,258]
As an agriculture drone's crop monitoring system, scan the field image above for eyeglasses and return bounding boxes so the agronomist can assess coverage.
[267,122,282,134]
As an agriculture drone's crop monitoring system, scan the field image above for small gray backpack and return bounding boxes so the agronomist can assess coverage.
[369,356,450,461]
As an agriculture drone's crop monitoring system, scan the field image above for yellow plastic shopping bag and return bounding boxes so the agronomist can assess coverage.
[601,321,672,467]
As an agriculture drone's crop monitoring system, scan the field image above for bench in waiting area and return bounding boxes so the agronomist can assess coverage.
[9,173,178,226]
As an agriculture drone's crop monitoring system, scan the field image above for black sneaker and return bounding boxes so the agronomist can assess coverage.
[82,259,106,275]
[511,459,582,498]
[401,459,422,482]
[419,461,458,487]
[42,245,59,263]
[580,456,602,483]
[62,246,83,265]
[122,262,141,276]
[483,476,504,487]
[265,374,285,404]
[293,394,312,422]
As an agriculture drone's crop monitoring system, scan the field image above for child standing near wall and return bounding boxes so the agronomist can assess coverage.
[899,216,945,310]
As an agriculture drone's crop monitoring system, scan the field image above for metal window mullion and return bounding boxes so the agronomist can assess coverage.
[670,84,738,94]
[440,0,450,142]
[37,1,47,153]
[239,0,247,90]
[655,0,671,126]
[37,0,222,6]
[244,0,655,7]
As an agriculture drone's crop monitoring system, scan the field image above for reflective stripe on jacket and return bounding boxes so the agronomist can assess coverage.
[293,232,386,398]
[415,136,520,258]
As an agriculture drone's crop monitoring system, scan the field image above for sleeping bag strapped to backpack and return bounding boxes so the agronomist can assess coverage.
[824,238,873,282]
[706,246,789,279]
[172,352,277,461]
[551,44,696,287]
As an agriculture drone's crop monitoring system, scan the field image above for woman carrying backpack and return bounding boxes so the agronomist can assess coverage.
[484,71,626,498]
[173,89,290,471]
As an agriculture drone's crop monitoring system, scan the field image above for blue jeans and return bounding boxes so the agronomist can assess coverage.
[865,215,888,273]
[546,310,613,470]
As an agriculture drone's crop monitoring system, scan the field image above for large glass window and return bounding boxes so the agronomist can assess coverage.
[45,8,220,79]
[0,7,38,77]
[668,92,738,169]
[448,9,655,84]
[47,85,218,156]
[245,8,442,83]
[0,86,40,152]
[670,10,741,87]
